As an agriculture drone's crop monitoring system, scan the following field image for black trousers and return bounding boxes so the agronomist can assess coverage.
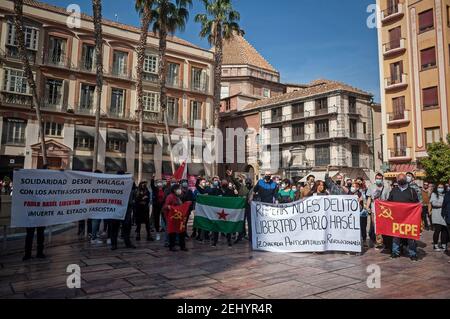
[422,206,431,229]
[213,232,232,245]
[153,204,162,231]
[25,227,45,257]
[433,224,449,245]
[382,235,393,253]
[238,205,252,241]
[136,221,151,238]
[110,219,132,247]
[169,233,185,249]
[360,216,368,241]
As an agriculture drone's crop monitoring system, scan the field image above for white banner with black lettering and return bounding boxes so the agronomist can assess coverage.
[251,196,362,253]
[11,170,133,227]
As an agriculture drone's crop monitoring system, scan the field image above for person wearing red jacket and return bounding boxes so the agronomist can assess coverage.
[163,184,187,252]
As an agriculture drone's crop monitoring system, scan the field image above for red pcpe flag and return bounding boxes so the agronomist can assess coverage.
[374,200,422,240]
[166,201,191,234]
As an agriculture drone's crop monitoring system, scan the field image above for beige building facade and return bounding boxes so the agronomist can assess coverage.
[377,0,450,176]
[0,0,215,180]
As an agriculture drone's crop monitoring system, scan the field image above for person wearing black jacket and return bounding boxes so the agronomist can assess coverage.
[134,181,153,241]
[388,173,419,261]
[212,180,238,247]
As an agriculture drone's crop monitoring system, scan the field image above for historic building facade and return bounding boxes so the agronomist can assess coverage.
[377,0,450,176]
[0,0,214,180]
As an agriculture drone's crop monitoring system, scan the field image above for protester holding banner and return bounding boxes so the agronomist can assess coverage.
[253,172,278,204]
[301,175,315,199]
[388,173,420,261]
[307,180,328,197]
[430,184,448,252]
[348,181,367,248]
[163,184,188,252]
[366,173,391,249]
[235,178,254,244]
[181,180,195,239]
[135,181,153,242]
[276,179,296,204]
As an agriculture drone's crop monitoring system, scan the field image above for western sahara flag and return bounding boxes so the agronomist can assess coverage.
[194,195,246,234]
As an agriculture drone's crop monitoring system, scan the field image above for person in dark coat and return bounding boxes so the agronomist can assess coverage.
[151,177,165,232]
[253,171,278,204]
[180,180,195,239]
[135,181,153,241]
[388,173,420,261]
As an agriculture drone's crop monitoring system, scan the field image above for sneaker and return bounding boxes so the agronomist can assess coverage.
[211,243,217,247]
[410,256,418,262]
[95,239,103,245]
[391,254,400,259]
[433,245,442,252]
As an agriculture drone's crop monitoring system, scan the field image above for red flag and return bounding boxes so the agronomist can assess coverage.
[374,200,422,240]
[172,161,187,181]
[166,201,191,234]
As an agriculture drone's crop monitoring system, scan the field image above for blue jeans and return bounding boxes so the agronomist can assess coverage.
[392,237,417,257]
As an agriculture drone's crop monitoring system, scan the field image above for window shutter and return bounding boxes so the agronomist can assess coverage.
[389,27,401,47]
[421,47,436,67]
[419,9,434,30]
[423,87,438,107]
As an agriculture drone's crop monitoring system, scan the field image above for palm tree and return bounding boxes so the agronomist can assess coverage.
[135,0,153,184]
[92,0,103,172]
[195,0,243,176]
[151,0,191,174]
[13,0,47,166]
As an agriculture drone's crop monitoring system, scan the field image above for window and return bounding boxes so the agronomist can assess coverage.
[44,122,63,137]
[263,88,271,98]
[388,27,401,50]
[48,36,66,65]
[75,136,94,150]
[292,124,305,141]
[422,87,438,108]
[350,119,358,138]
[221,86,230,99]
[421,47,436,70]
[3,68,29,94]
[419,9,434,33]
[271,108,282,121]
[363,123,367,135]
[81,44,95,71]
[167,63,180,87]
[144,54,158,73]
[351,145,360,168]
[107,139,126,153]
[2,119,26,145]
[393,132,407,156]
[315,120,329,139]
[425,127,441,145]
[386,0,399,15]
[142,91,159,112]
[167,97,179,124]
[110,88,125,116]
[392,96,405,119]
[80,84,95,110]
[191,67,207,92]
[447,6,450,27]
[315,145,330,166]
[315,98,328,114]
[190,101,202,127]
[7,21,39,50]
[292,102,304,116]
[112,51,128,76]
[349,96,357,113]
[225,99,231,111]
[390,61,403,83]
[45,79,63,106]
[135,135,154,154]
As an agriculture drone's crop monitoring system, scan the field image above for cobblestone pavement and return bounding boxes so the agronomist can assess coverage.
[0,227,449,299]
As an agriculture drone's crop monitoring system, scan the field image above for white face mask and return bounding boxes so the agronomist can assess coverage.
[351,187,357,193]
[175,189,182,196]
[438,188,445,194]
[406,176,413,183]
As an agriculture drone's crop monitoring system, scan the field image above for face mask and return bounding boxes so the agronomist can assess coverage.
[347,183,352,188]
[175,189,182,196]
[265,176,271,182]
[336,180,342,186]
[182,183,188,188]
[246,183,252,189]
[213,181,219,187]
[200,182,206,188]
[228,184,233,189]
[398,179,407,186]
[157,183,163,188]
[351,187,357,193]
[438,188,445,194]
[281,184,287,189]
[291,187,297,192]
[406,176,412,183]
[376,179,383,186]
[162,182,167,187]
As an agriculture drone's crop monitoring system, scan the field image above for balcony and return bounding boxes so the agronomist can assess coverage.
[315,131,330,140]
[76,106,95,116]
[191,83,208,94]
[313,106,338,117]
[387,110,410,125]
[282,134,307,144]
[381,3,404,24]
[108,67,132,81]
[42,101,63,111]
[291,111,306,120]
[143,72,159,84]
[385,74,407,91]
[43,53,69,69]
[388,147,412,162]
[77,59,96,73]
[143,111,160,123]
[348,132,368,140]
[383,38,406,57]
[0,91,32,107]
[4,46,37,64]
[166,79,182,89]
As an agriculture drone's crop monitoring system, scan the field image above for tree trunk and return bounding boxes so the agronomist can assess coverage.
[212,25,223,177]
[136,6,152,184]
[92,0,103,172]
[158,27,175,175]
[13,0,47,166]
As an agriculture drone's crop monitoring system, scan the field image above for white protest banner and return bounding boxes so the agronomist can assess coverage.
[11,170,133,228]
[252,195,362,253]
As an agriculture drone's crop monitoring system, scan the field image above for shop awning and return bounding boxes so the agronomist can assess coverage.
[107,129,128,142]
[134,159,155,174]
[105,157,127,173]
[75,126,95,139]
[72,156,93,172]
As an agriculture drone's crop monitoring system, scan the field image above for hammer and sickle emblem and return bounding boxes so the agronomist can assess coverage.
[171,210,186,232]
[378,206,394,221]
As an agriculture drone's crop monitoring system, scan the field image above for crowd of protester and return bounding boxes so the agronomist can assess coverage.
[14,166,450,262]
